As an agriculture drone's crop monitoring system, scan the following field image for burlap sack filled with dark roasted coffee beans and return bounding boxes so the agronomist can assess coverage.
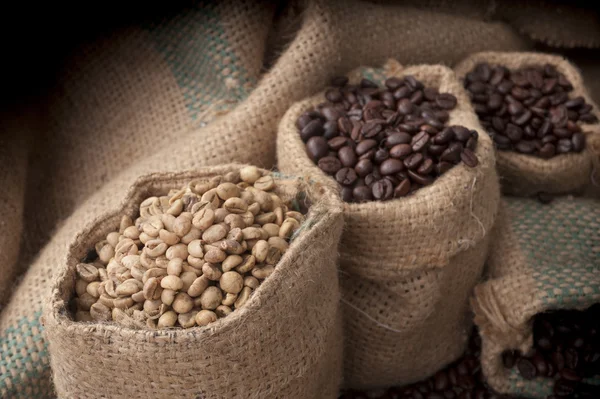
[472,197,600,398]
[1,0,531,396]
[455,52,600,197]
[43,165,344,399]
[278,60,501,389]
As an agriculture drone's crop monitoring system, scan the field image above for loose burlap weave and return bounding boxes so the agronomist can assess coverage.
[472,197,600,398]
[454,51,600,197]
[278,60,501,389]
[1,0,531,397]
[43,165,344,399]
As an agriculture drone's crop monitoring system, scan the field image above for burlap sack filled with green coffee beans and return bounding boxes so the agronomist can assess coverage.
[278,60,501,389]
[454,52,600,197]
[472,197,600,398]
[43,165,344,399]
[1,0,530,396]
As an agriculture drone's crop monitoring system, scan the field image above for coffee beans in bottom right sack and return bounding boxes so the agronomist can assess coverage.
[464,62,598,158]
[502,304,600,398]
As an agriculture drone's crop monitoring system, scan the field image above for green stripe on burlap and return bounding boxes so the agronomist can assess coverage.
[144,3,256,124]
[0,311,53,399]
[504,197,600,397]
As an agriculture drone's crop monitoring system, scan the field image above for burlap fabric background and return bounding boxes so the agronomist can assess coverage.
[278,60,501,389]
[7,0,599,397]
[42,165,343,399]
[454,51,600,197]
[472,197,600,397]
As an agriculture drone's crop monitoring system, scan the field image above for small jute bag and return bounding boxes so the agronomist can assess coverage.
[472,197,600,398]
[278,60,501,389]
[454,51,600,197]
[42,165,344,399]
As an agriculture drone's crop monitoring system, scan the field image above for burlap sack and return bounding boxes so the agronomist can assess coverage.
[1,1,529,396]
[278,59,501,389]
[454,51,600,197]
[42,165,343,399]
[0,123,29,305]
[472,197,600,397]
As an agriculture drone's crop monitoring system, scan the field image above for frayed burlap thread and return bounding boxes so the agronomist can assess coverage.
[472,197,600,397]
[278,60,501,389]
[43,165,344,399]
[454,51,600,197]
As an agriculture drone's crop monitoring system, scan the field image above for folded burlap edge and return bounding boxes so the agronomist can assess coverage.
[454,51,600,196]
[277,59,500,280]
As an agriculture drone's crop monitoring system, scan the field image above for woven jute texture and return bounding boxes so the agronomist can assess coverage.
[278,60,501,389]
[0,121,29,305]
[454,51,600,197]
[472,197,600,397]
[1,1,529,396]
[43,165,344,399]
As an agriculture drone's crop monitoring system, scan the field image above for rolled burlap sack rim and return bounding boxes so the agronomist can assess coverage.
[277,59,500,281]
[43,164,341,347]
[454,51,600,196]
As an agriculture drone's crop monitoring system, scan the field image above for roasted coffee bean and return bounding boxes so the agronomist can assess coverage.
[336,168,358,186]
[306,136,328,161]
[380,158,405,175]
[338,146,358,167]
[355,159,374,177]
[318,156,342,174]
[517,358,537,380]
[299,76,478,202]
[372,179,393,200]
[572,133,585,152]
[373,148,389,164]
[436,93,458,109]
[460,149,478,167]
[356,139,378,156]
[464,62,596,158]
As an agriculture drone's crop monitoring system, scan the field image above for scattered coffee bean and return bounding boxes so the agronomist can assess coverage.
[464,62,597,158]
[298,76,480,202]
[73,168,304,329]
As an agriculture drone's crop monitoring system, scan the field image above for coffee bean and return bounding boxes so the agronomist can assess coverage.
[380,158,405,175]
[515,141,536,154]
[318,156,342,174]
[372,179,393,200]
[355,159,374,177]
[390,144,413,159]
[404,153,424,170]
[338,146,358,167]
[572,133,585,152]
[408,170,433,186]
[356,139,378,156]
[554,379,576,397]
[556,139,573,154]
[393,179,411,198]
[373,148,389,164]
[352,185,373,202]
[436,93,457,109]
[336,168,358,186]
[465,63,595,158]
[300,76,479,202]
[386,132,412,147]
[306,136,328,161]
[517,358,537,380]
[460,149,478,167]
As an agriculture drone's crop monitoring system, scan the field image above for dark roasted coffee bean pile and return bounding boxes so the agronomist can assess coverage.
[503,304,600,398]
[339,331,525,399]
[297,76,479,203]
[464,62,597,159]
